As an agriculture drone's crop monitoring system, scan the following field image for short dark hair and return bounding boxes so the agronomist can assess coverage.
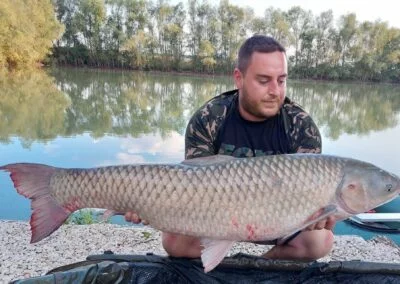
[237,35,286,73]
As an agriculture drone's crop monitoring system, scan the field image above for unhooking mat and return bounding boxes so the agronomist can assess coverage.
[11,252,400,283]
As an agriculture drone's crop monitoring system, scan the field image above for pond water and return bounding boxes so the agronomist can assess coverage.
[1,68,399,241]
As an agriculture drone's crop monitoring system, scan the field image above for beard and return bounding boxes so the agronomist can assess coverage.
[239,85,284,121]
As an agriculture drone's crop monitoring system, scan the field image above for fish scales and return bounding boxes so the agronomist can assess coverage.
[45,155,344,241]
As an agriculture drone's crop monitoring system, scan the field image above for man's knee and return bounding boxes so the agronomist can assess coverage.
[161,232,202,258]
[161,232,181,256]
[300,229,334,260]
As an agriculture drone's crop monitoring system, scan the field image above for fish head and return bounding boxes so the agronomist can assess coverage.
[337,160,400,214]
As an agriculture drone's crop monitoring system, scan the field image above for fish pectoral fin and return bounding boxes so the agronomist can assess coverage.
[181,155,237,167]
[200,238,235,273]
[277,204,338,245]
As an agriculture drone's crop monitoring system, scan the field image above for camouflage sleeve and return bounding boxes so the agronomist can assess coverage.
[185,95,230,159]
[286,105,322,154]
[185,109,216,159]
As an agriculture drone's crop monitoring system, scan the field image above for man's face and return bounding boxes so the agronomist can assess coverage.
[234,51,287,121]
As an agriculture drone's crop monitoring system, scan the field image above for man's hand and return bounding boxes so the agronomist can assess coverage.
[305,216,336,231]
[124,211,149,225]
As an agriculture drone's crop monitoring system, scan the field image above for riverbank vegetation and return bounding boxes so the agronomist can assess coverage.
[0,0,399,83]
[0,0,63,70]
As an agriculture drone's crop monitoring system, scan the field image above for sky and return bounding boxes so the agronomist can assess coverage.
[229,0,400,28]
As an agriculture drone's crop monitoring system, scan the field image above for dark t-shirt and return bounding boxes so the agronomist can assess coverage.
[185,90,321,159]
[217,100,290,157]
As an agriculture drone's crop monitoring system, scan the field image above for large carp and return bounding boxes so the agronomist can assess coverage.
[1,154,399,272]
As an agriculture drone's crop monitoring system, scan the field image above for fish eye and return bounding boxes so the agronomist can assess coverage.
[386,184,393,192]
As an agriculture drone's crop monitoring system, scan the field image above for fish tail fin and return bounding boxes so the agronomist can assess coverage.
[1,163,70,243]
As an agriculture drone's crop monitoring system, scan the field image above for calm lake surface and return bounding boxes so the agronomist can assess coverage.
[1,68,400,241]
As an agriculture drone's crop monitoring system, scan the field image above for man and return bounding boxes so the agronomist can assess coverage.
[126,35,335,262]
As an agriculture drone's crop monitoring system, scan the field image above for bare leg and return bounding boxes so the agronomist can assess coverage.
[162,232,202,258]
[162,229,333,261]
[262,229,334,261]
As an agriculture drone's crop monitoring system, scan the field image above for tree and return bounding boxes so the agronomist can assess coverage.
[150,0,185,71]
[0,0,63,69]
[199,40,216,72]
[74,0,106,65]
[251,16,267,35]
[299,28,317,71]
[53,0,80,47]
[337,13,358,67]
[188,0,199,58]
[315,10,334,67]
[46,0,400,82]
[187,0,218,71]
[122,30,155,70]
[354,21,400,81]
[263,7,290,47]
[124,0,148,38]
[286,6,313,66]
[103,0,125,52]
[218,0,245,72]
[166,3,186,70]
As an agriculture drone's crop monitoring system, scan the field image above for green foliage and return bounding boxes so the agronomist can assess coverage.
[122,30,154,70]
[199,40,216,72]
[1,0,398,81]
[142,231,152,239]
[75,0,106,64]
[0,0,63,70]
[48,0,399,82]
[65,209,102,225]
[0,69,70,146]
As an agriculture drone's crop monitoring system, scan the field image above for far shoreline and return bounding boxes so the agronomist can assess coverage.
[46,64,400,87]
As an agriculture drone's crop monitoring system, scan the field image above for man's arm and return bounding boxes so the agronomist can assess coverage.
[285,103,322,153]
[185,101,226,159]
[186,90,237,159]
[294,115,322,153]
[185,114,215,159]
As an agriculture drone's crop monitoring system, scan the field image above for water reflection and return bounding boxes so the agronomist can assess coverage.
[289,82,400,140]
[0,68,399,144]
[51,68,232,139]
[0,70,70,146]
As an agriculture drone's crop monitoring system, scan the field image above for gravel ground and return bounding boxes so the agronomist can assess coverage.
[1,220,400,283]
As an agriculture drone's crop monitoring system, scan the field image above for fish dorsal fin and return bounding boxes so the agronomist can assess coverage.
[277,204,338,245]
[200,238,235,272]
[181,155,237,167]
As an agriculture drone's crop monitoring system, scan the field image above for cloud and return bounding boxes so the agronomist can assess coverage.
[43,142,61,154]
[116,153,147,164]
[117,131,185,163]
[121,131,185,156]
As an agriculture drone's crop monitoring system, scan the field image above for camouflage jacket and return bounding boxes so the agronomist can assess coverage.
[185,89,321,159]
